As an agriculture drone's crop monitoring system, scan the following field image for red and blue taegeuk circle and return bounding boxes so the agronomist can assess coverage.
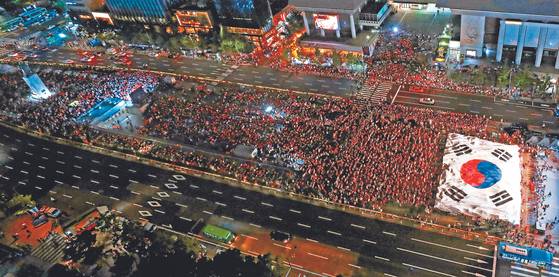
[460,159,502,189]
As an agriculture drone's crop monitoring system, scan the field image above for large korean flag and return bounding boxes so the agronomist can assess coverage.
[435,133,521,224]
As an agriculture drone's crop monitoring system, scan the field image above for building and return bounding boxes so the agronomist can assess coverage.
[105,0,182,25]
[66,0,113,25]
[389,0,436,10]
[0,17,23,32]
[289,0,391,55]
[213,0,287,49]
[174,2,214,34]
[437,0,559,69]
[19,6,48,27]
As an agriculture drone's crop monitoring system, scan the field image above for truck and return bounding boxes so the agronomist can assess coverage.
[201,224,236,244]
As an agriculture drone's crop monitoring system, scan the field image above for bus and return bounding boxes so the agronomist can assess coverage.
[201,224,236,243]
[498,242,553,269]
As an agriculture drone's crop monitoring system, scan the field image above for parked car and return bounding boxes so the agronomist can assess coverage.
[40,206,61,218]
[32,215,48,227]
[270,230,292,243]
[418,97,435,105]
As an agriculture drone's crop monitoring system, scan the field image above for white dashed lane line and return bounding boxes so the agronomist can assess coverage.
[318,216,332,221]
[261,202,274,207]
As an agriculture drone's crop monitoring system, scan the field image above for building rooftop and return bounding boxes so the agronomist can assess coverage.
[289,0,366,11]
[361,1,387,14]
[436,0,559,18]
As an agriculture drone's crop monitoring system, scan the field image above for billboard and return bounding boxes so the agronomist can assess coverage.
[435,134,521,224]
[498,242,553,269]
[313,14,338,30]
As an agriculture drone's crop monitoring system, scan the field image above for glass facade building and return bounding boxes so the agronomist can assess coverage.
[106,0,179,24]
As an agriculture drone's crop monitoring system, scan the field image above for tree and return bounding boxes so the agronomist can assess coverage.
[179,36,200,50]
[332,51,342,67]
[17,263,43,277]
[110,254,135,277]
[46,264,83,277]
[496,65,511,88]
[7,194,34,210]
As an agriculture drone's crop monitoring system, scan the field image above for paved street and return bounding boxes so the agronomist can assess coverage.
[387,85,558,130]
[19,48,356,97]
[0,125,496,276]
[496,256,559,277]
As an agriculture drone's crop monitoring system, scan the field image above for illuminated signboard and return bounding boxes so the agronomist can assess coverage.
[313,14,338,30]
[175,10,212,28]
[504,245,528,256]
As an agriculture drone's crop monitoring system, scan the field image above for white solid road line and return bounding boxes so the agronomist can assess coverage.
[289,209,301,214]
[215,202,227,207]
[510,271,533,277]
[63,194,72,199]
[318,216,332,221]
[542,269,559,277]
[71,185,79,189]
[402,263,456,277]
[306,238,318,243]
[109,185,118,189]
[327,230,342,236]
[261,202,274,207]
[196,197,207,202]
[212,190,223,195]
[464,257,488,264]
[382,231,396,236]
[397,248,491,272]
[297,223,311,228]
[511,265,538,274]
[307,252,328,260]
[273,243,291,250]
[180,216,192,222]
[412,238,493,258]
[202,210,213,215]
[351,223,366,229]
[269,216,282,221]
[363,239,377,245]
[56,160,65,164]
[242,209,254,214]
[466,244,490,251]
[234,195,247,200]
[175,203,188,208]
[375,256,390,261]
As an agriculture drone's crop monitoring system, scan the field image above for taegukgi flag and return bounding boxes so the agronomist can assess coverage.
[435,133,521,224]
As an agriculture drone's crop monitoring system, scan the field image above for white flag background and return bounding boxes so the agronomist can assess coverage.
[435,133,522,224]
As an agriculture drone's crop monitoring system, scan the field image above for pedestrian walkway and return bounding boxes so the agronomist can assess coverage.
[30,233,66,265]
[509,257,559,277]
[372,82,393,104]
[354,81,392,106]
[216,65,238,81]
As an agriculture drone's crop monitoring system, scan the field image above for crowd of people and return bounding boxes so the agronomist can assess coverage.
[139,82,489,207]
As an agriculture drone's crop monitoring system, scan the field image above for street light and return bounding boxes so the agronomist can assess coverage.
[392,26,399,33]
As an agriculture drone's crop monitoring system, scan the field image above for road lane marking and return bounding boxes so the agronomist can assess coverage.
[74,155,82,159]
[90,191,100,195]
[397,248,491,272]
[172,191,182,195]
[36,175,45,179]
[242,209,255,214]
[511,266,538,274]
[109,174,119,179]
[269,216,282,221]
[63,194,72,199]
[307,252,328,260]
[196,197,207,202]
[85,201,95,206]
[363,239,377,245]
[175,203,188,208]
[129,179,139,184]
[212,190,223,195]
[327,230,341,236]
[154,209,165,214]
[133,203,143,208]
[234,195,247,200]
[306,238,318,243]
[20,170,28,174]
[35,186,43,190]
[56,170,64,174]
[348,264,361,269]
[318,216,332,221]
[179,216,192,221]
[261,202,274,207]
[411,238,493,258]
[375,256,390,261]
[25,152,33,156]
[202,210,213,215]
[109,196,120,201]
[382,231,396,236]
[128,169,136,173]
[189,184,199,189]
[297,223,311,228]
[71,185,79,189]
[131,191,141,195]
[18,181,26,185]
[54,180,63,185]
[92,160,100,164]
[90,170,99,174]
[222,216,234,220]
[215,202,227,207]
[109,185,118,189]
[289,209,301,214]
[337,246,350,251]
[56,160,65,165]
[402,263,456,277]
[351,223,366,229]
[148,174,157,178]
[273,243,291,250]
[249,223,261,228]
[109,164,118,168]
[150,185,159,189]
[73,165,82,169]
[38,165,45,169]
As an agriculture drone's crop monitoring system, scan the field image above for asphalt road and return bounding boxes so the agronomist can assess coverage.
[0,125,496,277]
[389,85,559,130]
[12,48,356,97]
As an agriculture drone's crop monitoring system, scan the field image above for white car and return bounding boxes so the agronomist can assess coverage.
[419,97,435,105]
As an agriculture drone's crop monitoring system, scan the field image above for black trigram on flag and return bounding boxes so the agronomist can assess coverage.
[489,190,513,206]
[491,148,512,162]
[451,144,472,156]
[444,185,467,202]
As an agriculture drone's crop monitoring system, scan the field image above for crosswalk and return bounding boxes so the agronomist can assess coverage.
[510,257,559,277]
[354,81,393,107]
[30,233,66,264]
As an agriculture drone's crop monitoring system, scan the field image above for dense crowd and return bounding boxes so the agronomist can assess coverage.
[140,84,488,207]
[366,31,505,96]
